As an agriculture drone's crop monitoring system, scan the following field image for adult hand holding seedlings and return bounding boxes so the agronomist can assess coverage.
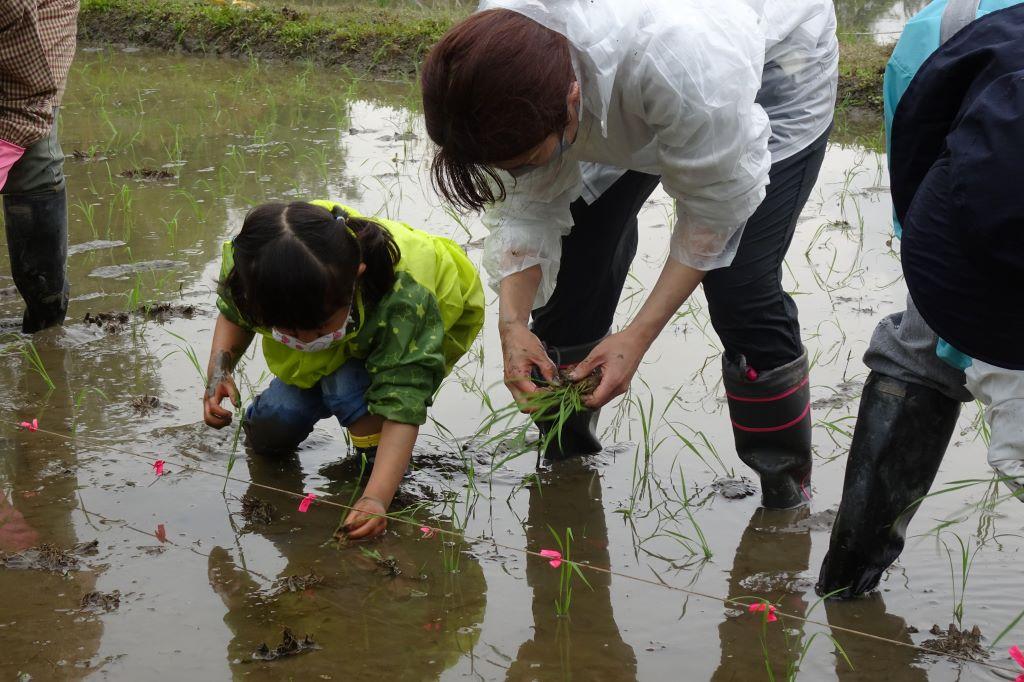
[339,421,418,540]
[203,314,254,428]
[499,266,558,412]
[570,258,706,408]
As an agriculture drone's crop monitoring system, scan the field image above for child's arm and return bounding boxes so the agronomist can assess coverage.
[204,313,255,428]
[341,420,418,539]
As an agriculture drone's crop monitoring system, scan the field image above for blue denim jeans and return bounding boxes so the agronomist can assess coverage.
[244,358,371,454]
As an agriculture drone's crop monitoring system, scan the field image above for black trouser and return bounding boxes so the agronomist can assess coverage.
[532,127,831,372]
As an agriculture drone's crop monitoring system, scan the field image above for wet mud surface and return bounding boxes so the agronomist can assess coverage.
[0,48,1020,681]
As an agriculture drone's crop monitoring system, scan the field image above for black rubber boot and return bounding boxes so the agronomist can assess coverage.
[3,189,69,333]
[816,372,960,599]
[533,339,602,460]
[723,349,813,509]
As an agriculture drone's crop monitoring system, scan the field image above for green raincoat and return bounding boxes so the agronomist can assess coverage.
[217,200,485,425]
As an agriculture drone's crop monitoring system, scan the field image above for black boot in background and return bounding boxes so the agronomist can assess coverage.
[3,189,69,333]
[534,339,602,460]
[723,349,813,509]
[816,371,961,599]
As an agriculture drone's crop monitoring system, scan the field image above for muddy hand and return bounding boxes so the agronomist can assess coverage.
[203,374,240,428]
[337,496,388,541]
[569,329,647,408]
[499,321,557,412]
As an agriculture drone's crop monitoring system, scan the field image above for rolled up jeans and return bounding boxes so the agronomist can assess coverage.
[244,358,371,455]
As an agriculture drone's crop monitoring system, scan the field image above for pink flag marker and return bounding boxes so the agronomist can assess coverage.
[19,419,38,432]
[538,549,562,568]
[1009,645,1024,682]
[152,460,165,476]
[155,523,167,543]
[297,493,316,513]
[748,602,778,623]
[420,526,436,539]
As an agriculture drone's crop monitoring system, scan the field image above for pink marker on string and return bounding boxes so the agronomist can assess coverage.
[19,419,38,432]
[297,493,316,513]
[152,460,165,476]
[1009,645,1024,682]
[155,523,167,543]
[538,549,562,568]
[420,526,436,539]
[748,602,778,623]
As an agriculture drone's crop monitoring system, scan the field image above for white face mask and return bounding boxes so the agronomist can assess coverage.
[271,299,355,353]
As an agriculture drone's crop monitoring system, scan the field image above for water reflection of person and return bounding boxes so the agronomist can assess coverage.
[206,445,487,681]
[711,507,811,681]
[825,595,927,682]
[0,330,102,679]
[506,460,637,681]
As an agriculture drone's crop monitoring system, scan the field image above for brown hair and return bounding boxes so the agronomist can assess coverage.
[421,9,574,212]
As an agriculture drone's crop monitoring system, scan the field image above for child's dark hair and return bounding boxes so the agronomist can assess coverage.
[222,202,400,330]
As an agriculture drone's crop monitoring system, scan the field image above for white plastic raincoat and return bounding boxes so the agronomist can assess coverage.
[965,361,1024,497]
[478,0,838,307]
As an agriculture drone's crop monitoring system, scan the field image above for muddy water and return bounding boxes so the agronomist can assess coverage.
[0,49,1020,681]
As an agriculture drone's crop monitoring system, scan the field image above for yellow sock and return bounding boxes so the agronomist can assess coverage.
[350,432,381,449]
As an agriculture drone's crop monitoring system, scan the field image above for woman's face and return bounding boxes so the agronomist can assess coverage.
[493,82,582,175]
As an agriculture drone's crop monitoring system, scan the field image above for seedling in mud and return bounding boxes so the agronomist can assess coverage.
[547,526,592,618]
[358,547,402,577]
[1,336,56,391]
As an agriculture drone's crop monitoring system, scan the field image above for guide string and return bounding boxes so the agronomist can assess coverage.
[5,421,1020,676]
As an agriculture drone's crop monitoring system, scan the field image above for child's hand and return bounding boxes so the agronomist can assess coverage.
[337,495,388,540]
[204,373,240,428]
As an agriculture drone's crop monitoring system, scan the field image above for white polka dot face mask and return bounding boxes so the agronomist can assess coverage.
[270,327,346,353]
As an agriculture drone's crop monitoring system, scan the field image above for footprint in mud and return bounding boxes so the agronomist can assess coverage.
[80,589,121,612]
[118,167,175,180]
[811,379,864,410]
[252,628,320,662]
[712,476,758,500]
[67,239,127,256]
[130,395,178,416]
[1,539,99,575]
[266,572,323,598]
[921,623,989,662]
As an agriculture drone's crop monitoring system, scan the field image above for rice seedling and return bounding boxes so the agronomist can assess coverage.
[547,526,592,618]
[2,335,56,391]
[71,386,109,435]
[940,532,980,629]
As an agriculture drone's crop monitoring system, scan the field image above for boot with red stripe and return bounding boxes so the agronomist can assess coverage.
[723,349,812,509]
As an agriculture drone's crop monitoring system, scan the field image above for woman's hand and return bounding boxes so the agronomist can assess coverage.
[204,372,240,428]
[568,327,649,408]
[338,495,388,540]
[499,320,557,412]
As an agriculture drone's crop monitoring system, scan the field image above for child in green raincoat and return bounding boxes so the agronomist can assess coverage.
[203,200,484,539]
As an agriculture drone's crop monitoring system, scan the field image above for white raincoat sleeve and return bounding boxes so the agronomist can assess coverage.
[481,158,583,309]
[638,13,772,271]
[964,361,1024,498]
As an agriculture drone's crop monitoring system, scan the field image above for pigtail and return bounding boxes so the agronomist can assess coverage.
[346,216,401,306]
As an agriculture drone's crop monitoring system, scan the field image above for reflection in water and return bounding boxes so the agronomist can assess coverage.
[206,447,486,680]
[506,460,637,682]
[826,594,927,681]
[0,332,103,679]
[712,507,811,680]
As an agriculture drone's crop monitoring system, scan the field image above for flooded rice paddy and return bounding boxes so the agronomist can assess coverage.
[0,49,1021,681]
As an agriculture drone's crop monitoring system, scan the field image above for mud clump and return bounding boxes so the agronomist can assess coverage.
[80,589,121,612]
[84,311,129,333]
[252,628,320,661]
[712,476,758,500]
[922,623,989,661]
[119,167,175,180]
[238,493,275,528]
[1,540,98,575]
[130,395,177,416]
[136,302,196,322]
[69,148,111,162]
[268,571,323,597]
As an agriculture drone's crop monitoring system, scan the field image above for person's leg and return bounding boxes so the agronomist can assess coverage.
[817,295,972,598]
[320,358,381,465]
[704,127,831,508]
[244,378,328,455]
[530,170,661,458]
[3,109,69,333]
